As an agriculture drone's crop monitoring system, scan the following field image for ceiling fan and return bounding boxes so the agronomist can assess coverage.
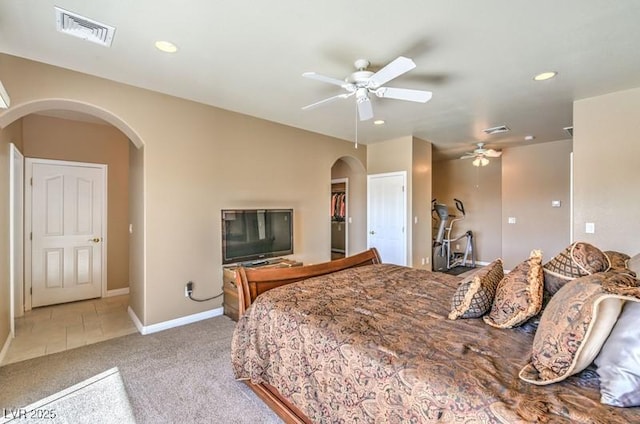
[460,142,502,166]
[301,56,433,121]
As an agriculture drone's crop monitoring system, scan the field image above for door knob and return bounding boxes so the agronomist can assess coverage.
[89,237,101,243]
[369,230,375,235]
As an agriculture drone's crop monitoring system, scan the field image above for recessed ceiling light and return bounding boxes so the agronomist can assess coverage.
[373,120,385,125]
[533,71,557,81]
[525,135,535,141]
[155,40,178,53]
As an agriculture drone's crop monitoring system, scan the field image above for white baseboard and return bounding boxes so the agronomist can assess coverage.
[0,332,13,365]
[127,306,223,336]
[106,287,130,297]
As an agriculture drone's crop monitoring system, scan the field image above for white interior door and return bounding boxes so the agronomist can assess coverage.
[367,172,407,265]
[27,159,106,307]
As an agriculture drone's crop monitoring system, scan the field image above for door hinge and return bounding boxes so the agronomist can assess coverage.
[402,185,405,192]
[30,177,33,186]
[30,287,32,295]
[30,232,32,241]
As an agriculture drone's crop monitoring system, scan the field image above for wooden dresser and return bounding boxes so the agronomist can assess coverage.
[223,259,303,321]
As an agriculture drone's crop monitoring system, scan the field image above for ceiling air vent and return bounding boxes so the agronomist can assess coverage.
[564,126,574,137]
[482,125,510,135]
[55,7,115,47]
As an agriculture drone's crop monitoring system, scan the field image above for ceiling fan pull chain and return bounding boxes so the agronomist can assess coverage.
[354,101,358,149]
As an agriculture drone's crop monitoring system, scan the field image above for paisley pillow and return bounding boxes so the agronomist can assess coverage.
[448,259,504,320]
[605,250,637,278]
[543,242,610,294]
[519,272,639,385]
[483,250,544,329]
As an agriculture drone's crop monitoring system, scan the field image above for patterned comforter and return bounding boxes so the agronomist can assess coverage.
[231,264,640,423]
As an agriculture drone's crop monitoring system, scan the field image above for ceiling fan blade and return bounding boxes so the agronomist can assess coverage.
[374,87,432,103]
[357,96,373,121]
[302,93,351,110]
[485,149,502,158]
[460,154,476,159]
[367,56,416,88]
[302,72,351,89]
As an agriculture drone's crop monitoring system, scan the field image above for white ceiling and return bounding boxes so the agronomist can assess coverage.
[2,1,640,159]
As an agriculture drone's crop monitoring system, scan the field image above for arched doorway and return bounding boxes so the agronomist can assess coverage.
[1,100,145,363]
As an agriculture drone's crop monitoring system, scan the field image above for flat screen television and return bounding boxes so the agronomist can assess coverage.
[221,208,293,265]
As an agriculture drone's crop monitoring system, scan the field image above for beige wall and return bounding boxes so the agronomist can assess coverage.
[0,119,23,353]
[501,140,572,269]
[432,156,502,265]
[367,136,413,175]
[367,136,433,267]
[21,114,130,291]
[0,53,367,326]
[128,144,145,321]
[411,137,432,270]
[573,87,640,255]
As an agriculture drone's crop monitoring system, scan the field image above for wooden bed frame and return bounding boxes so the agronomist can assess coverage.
[234,248,382,423]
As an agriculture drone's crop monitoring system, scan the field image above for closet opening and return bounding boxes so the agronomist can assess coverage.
[331,178,348,260]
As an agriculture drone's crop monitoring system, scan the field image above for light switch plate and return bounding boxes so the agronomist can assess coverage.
[585,222,595,234]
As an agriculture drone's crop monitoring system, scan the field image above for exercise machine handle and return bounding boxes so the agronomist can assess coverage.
[454,198,465,216]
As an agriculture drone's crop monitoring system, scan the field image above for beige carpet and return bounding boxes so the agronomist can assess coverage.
[0,316,281,423]
[1,368,135,423]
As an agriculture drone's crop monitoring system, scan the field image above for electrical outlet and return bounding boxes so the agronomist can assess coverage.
[185,281,194,297]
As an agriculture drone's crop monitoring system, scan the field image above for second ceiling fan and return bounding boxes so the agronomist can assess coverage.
[460,143,502,166]
[302,56,433,121]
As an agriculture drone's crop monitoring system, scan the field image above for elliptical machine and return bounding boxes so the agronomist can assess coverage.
[432,198,475,272]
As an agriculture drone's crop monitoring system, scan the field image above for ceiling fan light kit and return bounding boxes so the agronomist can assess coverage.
[472,157,490,167]
[302,56,433,122]
[461,142,502,167]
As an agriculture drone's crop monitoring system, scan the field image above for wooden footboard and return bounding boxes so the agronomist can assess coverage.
[234,248,381,423]
[235,247,381,317]
[243,381,311,424]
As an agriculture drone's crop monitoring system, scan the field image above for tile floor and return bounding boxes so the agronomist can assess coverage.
[1,295,138,366]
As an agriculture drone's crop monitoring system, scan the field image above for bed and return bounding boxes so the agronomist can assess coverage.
[231,248,640,423]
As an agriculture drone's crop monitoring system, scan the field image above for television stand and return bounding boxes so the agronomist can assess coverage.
[222,259,302,321]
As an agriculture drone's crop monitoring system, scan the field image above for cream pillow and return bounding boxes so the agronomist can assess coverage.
[595,301,640,407]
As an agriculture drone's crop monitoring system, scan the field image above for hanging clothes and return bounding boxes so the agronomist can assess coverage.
[331,192,346,220]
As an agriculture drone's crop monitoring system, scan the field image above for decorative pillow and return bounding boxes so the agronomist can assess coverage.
[518,272,639,385]
[543,242,610,294]
[605,250,637,277]
[448,259,504,320]
[483,250,544,329]
[595,301,640,407]
[627,253,640,276]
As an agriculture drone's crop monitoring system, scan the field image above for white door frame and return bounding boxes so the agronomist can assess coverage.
[24,158,108,311]
[9,143,24,335]
[331,177,349,257]
[367,171,407,265]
